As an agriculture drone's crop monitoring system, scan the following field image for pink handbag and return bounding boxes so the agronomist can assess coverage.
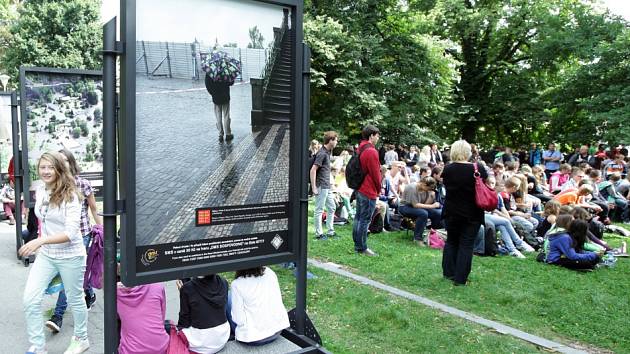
[473,163,498,211]
[167,321,194,354]
[427,229,445,249]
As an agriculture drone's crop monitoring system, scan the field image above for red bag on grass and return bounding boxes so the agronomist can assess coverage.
[473,163,498,211]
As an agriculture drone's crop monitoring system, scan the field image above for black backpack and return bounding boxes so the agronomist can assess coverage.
[345,144,370,190]
[368,209,384,234]
[483,224,498,257]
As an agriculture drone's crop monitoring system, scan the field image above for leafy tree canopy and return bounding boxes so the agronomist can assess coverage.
[306,0,629,149]
[305,0,458,147]
[247,26,265,49]
[1,0,102,86]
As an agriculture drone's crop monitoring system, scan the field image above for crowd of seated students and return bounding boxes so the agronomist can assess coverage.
[116,266,290,354]
[309,139,629,261]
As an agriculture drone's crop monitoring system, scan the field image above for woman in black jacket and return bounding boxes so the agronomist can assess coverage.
[441,140,488,285]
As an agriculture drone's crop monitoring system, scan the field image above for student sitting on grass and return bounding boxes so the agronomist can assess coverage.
[537,200,560,237]
[484,176,535,258]
[546,219,602,270]
[570,207,612,252]
[499,177,539,239]
[554,185,601,214]
[549,163,572,193]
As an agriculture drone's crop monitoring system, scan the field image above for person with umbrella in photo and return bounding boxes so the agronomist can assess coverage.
[203,49,241,142]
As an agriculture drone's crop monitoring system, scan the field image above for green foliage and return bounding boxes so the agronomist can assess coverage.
[72,127,81,139]
[426,0,625,145]
[545,28,630,145]
[77,118,88,136]
[306,0,628,148]
[93,107,102,122]
[1,0,102,84]
[0,0,19,81]
[305,1,458,146]
[247,26,264,49]
[38,86,53,103]
[86,88,98,105]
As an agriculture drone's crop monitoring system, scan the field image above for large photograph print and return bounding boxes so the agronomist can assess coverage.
[131,0,297,274]
[19,68,103,206]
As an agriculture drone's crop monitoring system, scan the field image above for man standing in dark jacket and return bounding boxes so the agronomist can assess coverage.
[205,75,233,141]
[352,125,381,256]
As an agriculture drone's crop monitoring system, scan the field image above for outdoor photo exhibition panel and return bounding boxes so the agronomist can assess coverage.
[120,0,304,284]
[19,67,104,207]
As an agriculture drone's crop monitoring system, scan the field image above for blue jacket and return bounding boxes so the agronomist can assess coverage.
[546,232,598,263]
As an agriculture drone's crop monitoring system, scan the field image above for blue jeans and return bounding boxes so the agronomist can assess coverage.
[352,191,376,252]
[473,225,485,254]
[23,254,88,348]
[313,188,336,236]
[399,205,442,241]
[485,214,525,253]
[53,234,94,317]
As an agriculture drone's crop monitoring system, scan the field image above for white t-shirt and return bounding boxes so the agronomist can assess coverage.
[182,322,230,354]
[230,268,290,343]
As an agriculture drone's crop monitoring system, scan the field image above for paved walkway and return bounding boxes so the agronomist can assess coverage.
[135,76,289,246]
[0,222,299,353]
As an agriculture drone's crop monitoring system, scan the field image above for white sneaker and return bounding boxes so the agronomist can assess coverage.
[64,336,89,354]
[518,243,536,253]
[26,345,48,354]
[510,250,526,259]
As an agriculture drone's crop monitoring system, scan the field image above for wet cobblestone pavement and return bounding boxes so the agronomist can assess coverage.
[135,76,289,245]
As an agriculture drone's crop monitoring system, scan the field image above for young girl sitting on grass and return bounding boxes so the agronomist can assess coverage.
[537,199,560,237]
[546,219,602,270]
[571,207,612,252]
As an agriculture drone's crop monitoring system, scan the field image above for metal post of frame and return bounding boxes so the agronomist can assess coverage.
[142,41,149,76]
[10,91,23,260]
[103,17,120,354]
[296,42,311,336]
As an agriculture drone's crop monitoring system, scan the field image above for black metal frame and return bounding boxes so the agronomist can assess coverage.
[119,0,304,285]
[18,66,103,208]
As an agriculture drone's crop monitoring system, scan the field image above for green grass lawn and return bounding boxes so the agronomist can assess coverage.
[305,216,629,353]
[273,266,542,353]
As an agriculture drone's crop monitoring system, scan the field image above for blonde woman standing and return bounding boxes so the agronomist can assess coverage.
[19,152,89,354]
[441,140,488,286]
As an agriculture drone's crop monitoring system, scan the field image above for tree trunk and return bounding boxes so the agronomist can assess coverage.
[461,122,477,143]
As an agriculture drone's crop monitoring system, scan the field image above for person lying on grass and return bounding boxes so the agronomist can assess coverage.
[546,218,602,270]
